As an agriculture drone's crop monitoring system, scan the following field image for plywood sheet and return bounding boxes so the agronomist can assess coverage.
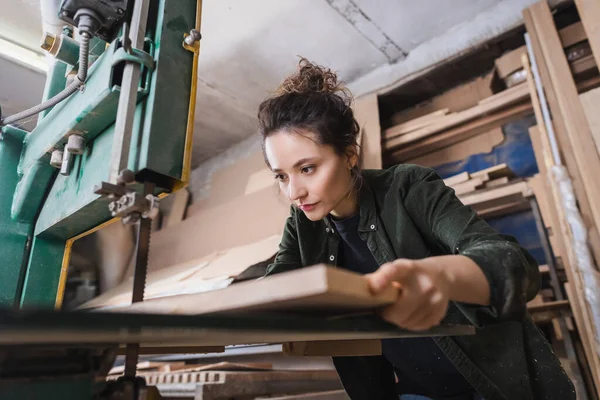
[110,265,398,316]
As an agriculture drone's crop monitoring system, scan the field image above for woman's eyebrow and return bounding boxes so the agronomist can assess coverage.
[272,157,319,173]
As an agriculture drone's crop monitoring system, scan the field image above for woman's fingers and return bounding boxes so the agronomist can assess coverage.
[366,259,415,294]
[403,294,448,331]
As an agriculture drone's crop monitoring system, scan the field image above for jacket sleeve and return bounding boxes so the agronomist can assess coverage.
[265,206,303,276]
[403,167,540,326]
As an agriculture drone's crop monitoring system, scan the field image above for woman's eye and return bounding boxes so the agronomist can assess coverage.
[301,165,315,174]
[274,174,286,181]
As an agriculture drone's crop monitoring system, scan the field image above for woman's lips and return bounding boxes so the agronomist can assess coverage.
[298,202,318,212]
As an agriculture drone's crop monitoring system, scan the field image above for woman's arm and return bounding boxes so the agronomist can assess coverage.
[369,167,539,329]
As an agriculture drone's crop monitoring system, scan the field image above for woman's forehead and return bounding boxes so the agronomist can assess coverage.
[265,130,333,170]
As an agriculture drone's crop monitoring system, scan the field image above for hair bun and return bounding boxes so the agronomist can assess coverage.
[277,57,345,96]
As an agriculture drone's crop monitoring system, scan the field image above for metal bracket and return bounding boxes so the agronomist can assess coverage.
[113,38,155,71]
[94,170,159,225]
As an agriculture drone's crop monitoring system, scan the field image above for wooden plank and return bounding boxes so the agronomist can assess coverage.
[528,300,572,323]
[384,109,450,139]
[407,127,504,168]
[283,339,382,357]
[525,5,600,272]
[566,282,600,397]
[528,1,600,248]
[484,177,510,188]
[443,171,470,186]
[386,102,533,161]
[458,181,530,207]
[107,265,399,315]
[522,40,600,387]
[575,0,600,70]
[494,22,587,80]
[354,94,382,169]
[560,21,588,48]
[385,84,529,149]
[496,47,527,79]
[163,188,189,228]
[388,73,494,126]
[579,87,600,156]
[470,163,514,181]
[452,178,485,196]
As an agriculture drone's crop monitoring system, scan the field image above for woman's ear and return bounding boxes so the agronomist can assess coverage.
[345,145,359,169]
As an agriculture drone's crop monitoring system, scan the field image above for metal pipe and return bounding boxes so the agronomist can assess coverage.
[108,0,151,184]
[524,33,562,166]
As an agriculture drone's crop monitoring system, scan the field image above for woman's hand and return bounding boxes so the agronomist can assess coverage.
[365,255,491,331]
[365,259,451,331]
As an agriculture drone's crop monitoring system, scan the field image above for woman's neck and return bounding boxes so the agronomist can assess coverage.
[330,191,359,220]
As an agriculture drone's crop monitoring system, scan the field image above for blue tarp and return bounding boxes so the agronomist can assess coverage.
[430,115,546,265]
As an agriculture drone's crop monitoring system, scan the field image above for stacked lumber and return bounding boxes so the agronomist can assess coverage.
[523,2,600,397]
[381,19,600,169]
[441,164,532,218]
[383,84,532,163]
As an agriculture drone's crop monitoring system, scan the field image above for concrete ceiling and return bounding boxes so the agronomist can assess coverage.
[0,0,565,168]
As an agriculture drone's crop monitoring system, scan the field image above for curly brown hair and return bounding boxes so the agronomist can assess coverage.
[257,58,360,163]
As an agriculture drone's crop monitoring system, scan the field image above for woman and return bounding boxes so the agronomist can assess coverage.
[257,58,574,400]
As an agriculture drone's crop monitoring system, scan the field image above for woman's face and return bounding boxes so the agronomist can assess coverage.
[264,129,358,221]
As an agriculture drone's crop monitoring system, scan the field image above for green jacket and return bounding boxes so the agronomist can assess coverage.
[267,164,575,400]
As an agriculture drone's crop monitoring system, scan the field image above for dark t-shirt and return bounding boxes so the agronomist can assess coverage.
[331,213,474,398]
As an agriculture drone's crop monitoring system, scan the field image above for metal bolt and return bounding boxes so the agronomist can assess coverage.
[50,149,64,168]
[41,33,56,52]
[117,8,124,15]
[60,148,72,176]
[66,134,85,155]
[61,10,69,18]
[184,29,201,46]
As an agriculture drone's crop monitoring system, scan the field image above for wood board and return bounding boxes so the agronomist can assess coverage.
[407,127,504,168]
[388,73,494,126]
[104,265,398,316]
[384,109,449,139]
[354,94,382,169]
[579,87,600,156]
[452,178,485,196]
[495,21,587,81]
[387,102,533,162]
[470,163,515,181]
[575,0,600,70]
[443,171,470,186]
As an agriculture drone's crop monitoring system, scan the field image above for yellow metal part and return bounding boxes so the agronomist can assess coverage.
[174,0,203,191]
[55,218,120,309]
